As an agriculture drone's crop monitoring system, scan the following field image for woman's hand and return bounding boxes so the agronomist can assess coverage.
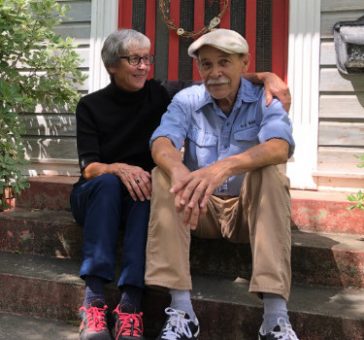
[244,72,291,112]
[262,72,291,112]
[109,163,151,201]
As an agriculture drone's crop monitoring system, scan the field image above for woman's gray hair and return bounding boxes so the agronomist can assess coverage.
[101,29,151,70]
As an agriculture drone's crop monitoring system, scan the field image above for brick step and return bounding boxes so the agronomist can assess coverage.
[0,311,78,340]
[1,209,363,289]
[0,252,363,340]
[16,176,364,234]
[0,208,82,259]
[16,176,78,211]
[290,189,364,235]
[191,230,364,289]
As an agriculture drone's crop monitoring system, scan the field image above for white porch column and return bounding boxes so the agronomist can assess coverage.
[286,0,321,189]
[88,0,118,92]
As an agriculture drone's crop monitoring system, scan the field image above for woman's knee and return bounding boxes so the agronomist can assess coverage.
[92,174,122,196]
[94,173,120,187]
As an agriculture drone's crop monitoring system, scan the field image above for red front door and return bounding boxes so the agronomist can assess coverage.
[118,0,289,82]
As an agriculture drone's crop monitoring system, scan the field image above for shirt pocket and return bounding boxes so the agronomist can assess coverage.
[186,128,218,168]
[233,126,259,149]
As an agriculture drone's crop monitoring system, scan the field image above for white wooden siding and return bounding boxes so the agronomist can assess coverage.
[59,0,92,22]
[321,0,364,12]
[21,115,76,137]
[321,10,364,38]
[320,69,364,92]
[24,0,92,176]
[24,138,77,160]
[318,147,364,172]
[317,0,364,189]
[319,122,364,146]
[320,94,364,119]
[54,24,91,46]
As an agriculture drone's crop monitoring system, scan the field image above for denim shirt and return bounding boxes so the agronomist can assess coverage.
[151,78,295,196]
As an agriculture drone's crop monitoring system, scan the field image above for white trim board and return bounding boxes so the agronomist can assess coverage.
[88,0,118,92]
[286,0,321,190]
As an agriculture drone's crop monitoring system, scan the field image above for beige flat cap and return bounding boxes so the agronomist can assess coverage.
[188,28,249,58]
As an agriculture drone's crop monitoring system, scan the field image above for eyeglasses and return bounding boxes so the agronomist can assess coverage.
[119,55,155,66]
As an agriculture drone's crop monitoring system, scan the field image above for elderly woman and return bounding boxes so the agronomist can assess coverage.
[70,28,291,340]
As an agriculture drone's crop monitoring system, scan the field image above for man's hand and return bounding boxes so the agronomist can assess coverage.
[169,166,202,229]
[170,163,229,228]
[262,72,291,112]
[151,137,204,229]
[170,166,191,212]
[109,163,151,201]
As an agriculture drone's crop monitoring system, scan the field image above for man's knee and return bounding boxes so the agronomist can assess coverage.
[245,165,289,190]
[151,167,171,192]
[250,164,278,178]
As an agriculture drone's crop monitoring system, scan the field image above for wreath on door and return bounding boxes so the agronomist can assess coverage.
[159,0,229,38]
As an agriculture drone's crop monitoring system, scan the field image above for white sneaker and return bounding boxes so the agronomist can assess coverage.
[157,307,200,340]
[258,317,299,340]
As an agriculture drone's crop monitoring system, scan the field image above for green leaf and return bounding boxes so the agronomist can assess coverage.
[0,0,82,198]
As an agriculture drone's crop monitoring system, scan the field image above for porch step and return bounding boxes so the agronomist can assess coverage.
[16,176,364,234]
[1,208,363,289]
[3,175,364,339]
[16,176,78,211]
[0,251,363,340]
[191,230,364,289]
[291,189,364,235]
[0,311,78,340]
[0,208,82,259]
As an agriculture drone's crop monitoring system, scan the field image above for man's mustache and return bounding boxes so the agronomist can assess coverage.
[206,78,230,85]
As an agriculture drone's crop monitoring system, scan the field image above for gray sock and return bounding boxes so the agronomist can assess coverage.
[170,289,196,320]
[262,293,289,333]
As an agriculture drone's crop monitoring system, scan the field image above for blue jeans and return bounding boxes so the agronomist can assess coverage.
[70,174,149,288]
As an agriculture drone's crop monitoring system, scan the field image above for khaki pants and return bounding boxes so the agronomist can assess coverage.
[145,165,292,301]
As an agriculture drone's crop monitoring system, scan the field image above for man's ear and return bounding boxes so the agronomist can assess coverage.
[241,54,250,72]
[196,59,204,77]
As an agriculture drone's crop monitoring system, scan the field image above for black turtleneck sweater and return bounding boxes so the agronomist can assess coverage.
[75,79,170,182]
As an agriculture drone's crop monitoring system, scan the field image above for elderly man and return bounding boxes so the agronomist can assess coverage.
[145,29,298,340]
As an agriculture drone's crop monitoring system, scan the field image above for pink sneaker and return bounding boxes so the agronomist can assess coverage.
[79,300,112,340]
[112,304,144,339]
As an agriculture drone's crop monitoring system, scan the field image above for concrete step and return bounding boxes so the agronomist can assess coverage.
[0,252,363,340]
[0,208,82,259]
[191,229,364,289]
[0,311,159,340]
[1,209,364,289]
[0,311,78,340]
[16,176,364,234]
[291,189,364,235]
[16,176,78,211]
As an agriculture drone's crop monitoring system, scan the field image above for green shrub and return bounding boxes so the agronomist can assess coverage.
[0,0,86,208]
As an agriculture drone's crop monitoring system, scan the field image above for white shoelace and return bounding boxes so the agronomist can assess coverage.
[271,317,299,340]
[161,307,197,339]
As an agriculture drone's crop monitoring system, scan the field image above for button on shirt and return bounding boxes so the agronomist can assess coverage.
[150,78,295,196]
